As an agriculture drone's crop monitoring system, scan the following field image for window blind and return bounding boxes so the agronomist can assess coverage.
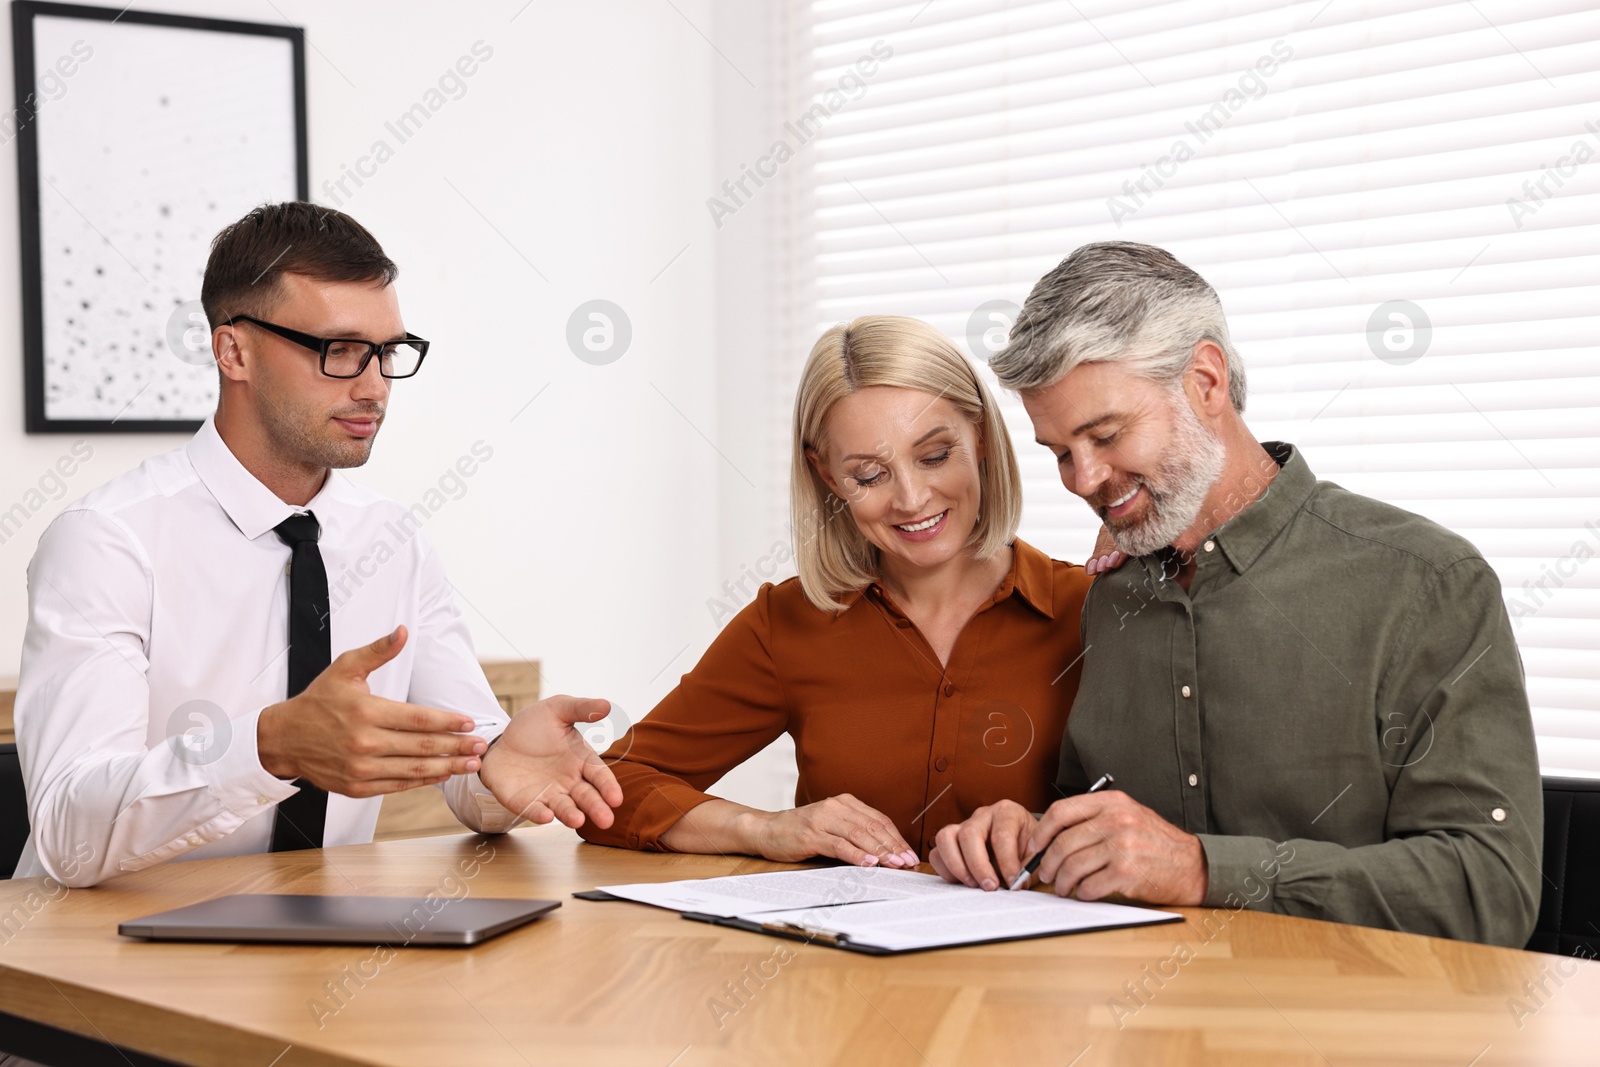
[780,0,1600,773]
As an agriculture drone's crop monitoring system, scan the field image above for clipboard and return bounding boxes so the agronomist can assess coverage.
[574,871,1185,956]
[572,889,624,902]
[677,903,1183,955]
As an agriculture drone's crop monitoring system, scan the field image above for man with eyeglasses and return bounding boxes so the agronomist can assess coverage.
[11,202,621,887]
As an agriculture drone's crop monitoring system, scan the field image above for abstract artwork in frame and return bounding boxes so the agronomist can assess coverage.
[12,1,307,433]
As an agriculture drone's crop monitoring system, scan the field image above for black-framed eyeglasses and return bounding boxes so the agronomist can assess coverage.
[226,315,429,379]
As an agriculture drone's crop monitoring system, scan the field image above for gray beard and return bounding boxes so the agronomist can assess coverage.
[1106,396,1226,558]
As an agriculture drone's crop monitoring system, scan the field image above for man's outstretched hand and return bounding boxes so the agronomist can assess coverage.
[258,625,485,797]
[478,696,624,830]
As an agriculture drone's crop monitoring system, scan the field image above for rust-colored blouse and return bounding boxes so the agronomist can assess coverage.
[578,539,1091,859]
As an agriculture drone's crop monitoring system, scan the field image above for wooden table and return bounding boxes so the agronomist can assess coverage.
[1,827,1597,1066]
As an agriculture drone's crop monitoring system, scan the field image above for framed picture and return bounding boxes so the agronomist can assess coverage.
[11,1,307,433]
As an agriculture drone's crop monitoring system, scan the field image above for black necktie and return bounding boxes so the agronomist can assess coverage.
[269,511,332,852]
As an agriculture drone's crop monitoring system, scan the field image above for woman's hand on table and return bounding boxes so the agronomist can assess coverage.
[741,794,918,867]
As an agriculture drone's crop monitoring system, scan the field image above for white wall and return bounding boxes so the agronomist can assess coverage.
[704,0,799,811]
[0,1,801,800]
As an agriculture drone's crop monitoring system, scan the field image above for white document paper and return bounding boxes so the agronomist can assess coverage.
[597,867,937,919]
[597,867,1181,949]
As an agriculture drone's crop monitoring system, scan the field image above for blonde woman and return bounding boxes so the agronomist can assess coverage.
[578,316,1095,867]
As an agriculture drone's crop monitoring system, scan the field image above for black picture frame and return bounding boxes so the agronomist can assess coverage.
[12,1,308,433]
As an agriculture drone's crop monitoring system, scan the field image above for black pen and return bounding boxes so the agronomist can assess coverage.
[1005,772,1114,891]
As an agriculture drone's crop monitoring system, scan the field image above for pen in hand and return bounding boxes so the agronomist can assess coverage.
[1006,772,1114,891]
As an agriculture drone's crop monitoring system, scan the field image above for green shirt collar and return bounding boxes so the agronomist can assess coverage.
[1210,440,1315,575]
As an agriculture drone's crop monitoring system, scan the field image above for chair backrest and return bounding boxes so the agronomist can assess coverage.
[0,742,27,879]
[1527,775,1600,957]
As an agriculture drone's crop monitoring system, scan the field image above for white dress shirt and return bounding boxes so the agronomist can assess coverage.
[13,416,517,886]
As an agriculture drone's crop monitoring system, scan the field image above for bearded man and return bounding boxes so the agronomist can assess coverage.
[929,242,1542,948]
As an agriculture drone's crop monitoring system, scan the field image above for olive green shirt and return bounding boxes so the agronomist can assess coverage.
[1060,442,1542,947]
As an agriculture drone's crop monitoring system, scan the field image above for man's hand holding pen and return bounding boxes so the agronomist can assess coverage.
[930,779,1210,906]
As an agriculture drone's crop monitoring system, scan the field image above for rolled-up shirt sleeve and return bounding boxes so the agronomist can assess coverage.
[1200,558,1543,948]
[17,510,295,887]
[578,585,789,852]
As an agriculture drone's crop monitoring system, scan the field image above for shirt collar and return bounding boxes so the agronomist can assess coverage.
[186,415,348,541]
[836,538,1057,620]
[1211,441,1316,574]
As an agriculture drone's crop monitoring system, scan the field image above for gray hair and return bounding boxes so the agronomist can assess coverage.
[990,242,1247,412]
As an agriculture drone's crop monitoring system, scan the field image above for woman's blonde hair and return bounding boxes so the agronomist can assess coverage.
[790,315,1023,612]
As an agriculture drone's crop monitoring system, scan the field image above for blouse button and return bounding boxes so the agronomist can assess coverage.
[1181,685,1192,698]
[1187,773,1198,787]
[935,757,949,772]
[1491,808,1506,823]
[942,682,955,697]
